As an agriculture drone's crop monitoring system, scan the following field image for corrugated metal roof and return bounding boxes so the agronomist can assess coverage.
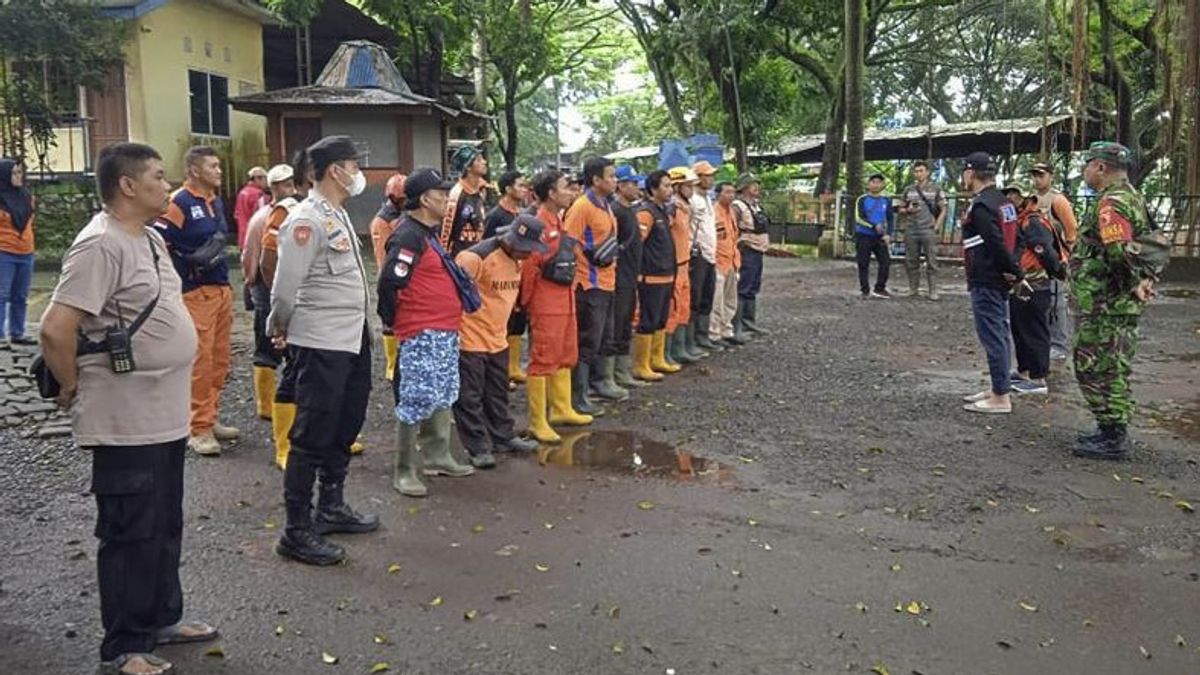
[752,115,1074,160]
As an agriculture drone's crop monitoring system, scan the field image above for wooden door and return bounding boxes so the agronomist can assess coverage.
[284,116,322,164]
[85,65,129,166]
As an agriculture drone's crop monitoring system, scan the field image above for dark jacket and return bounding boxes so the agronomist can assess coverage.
[612,198,642,289]
[962,186,1022,290]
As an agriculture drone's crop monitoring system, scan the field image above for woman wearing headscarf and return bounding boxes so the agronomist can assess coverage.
[0,158,36,347]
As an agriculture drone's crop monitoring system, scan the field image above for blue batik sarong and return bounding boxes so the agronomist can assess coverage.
[395,329,460,424]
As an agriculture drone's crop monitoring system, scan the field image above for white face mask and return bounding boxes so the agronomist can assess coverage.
[340,166,366,197]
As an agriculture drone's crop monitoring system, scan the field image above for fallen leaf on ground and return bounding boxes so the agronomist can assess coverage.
[889,563,901,572]
[854,601,869,613]
[387,563,401,574]
[464,609,478,621]
[428,596,444,607]
[996,640,1013,650]
[612,641,625,654]
[205,645,225,658]
[1081,619,1094,628]
[868,446,885,454]
[737,455,756,463]
[747,518,760,526]
[608,605,620,619]
[495,544,519,557]
[1130,476,1145,484]
[373,634,389,644]
[1174,500,1195,513]
[274,625,284,636]
[1174,635,1187,647]
[1018,601,1038,612]
[535,563,551,572]
[637,500,656,511]
[370,663,390,673]
[471,524,485,533]
[406,506,420,515]
[1024,505,1040,514]
[1139,645,1151,659]
[321,652,338,664]
[870,663,891,675]
[731,569,743,578]
[904,601,922,615]
[544,522,555,530]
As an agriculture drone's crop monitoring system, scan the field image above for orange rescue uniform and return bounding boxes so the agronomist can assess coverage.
[520,206,577,376]
[667,196,692,331]
[714,200,741,274]
[456,241,521,354]
[563,190,617,291]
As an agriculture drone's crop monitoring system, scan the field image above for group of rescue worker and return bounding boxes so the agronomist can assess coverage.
[230,138,775,565]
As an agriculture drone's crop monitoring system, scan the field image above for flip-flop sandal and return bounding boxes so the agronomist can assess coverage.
[962,399,1011,414]
[155,621,220,645]
[100,653,173,675]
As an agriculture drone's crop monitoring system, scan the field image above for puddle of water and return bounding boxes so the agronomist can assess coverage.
[535,430,727,480]
[1155,402,1200,444]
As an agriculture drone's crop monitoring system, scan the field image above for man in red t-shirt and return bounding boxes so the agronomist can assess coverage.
[377,168,476,497]
[234,166,268,248]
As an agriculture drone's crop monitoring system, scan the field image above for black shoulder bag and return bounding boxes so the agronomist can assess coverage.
[30,236,163,399]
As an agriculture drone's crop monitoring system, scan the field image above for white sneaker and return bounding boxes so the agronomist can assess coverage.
[189,432,221,456]
[212,423,240,441]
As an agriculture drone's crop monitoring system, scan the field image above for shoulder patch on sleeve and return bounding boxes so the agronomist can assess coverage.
[1098,199,1134,245]
[293,223,312,246]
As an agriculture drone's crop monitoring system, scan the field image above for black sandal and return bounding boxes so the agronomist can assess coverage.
[100,653,173,675]
[155,620,220,645]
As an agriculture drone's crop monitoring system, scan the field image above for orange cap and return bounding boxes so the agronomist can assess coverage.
[692,160,718,176]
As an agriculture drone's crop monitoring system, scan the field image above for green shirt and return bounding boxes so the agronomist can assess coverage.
[1069,179,1155,316]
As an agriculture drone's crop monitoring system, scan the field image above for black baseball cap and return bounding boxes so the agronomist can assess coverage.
[1029,161,1054,175]
[308,135,361,175]
[868,172,885,181]
[962,152,995,172]
[501,214,549,254]
[404,167,454,210]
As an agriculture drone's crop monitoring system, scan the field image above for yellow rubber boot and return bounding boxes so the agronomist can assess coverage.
[651,331,681,373]
[382,333,399,382]
[507,335,527,383]
[548,368,593,426]
[526,376,560,443]
[253,366,275,420]
[631,333,663,381]
[350,435,365,455]
[271,401,297,470]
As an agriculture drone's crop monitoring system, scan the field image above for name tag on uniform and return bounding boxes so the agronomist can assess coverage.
[328,227,352,252]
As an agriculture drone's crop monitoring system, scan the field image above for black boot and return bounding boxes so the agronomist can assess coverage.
[572,363,603,416]
[276,527,346,566]
[695,314,723,351]
[1074,424,1131,460]
[741,298,770,336]
[314,481,380,535]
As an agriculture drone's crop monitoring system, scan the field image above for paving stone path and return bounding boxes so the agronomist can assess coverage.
[0,344,71,438]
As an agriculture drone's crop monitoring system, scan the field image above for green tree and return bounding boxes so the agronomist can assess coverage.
[0,0,128,171]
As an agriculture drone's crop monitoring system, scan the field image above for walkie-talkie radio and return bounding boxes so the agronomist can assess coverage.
[107,300,135,374]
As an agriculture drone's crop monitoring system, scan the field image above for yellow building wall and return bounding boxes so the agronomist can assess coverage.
[125,0,268,184]
[39,125,89,173]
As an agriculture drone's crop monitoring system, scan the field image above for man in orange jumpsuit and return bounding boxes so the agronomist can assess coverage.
[564,156,622,413]
[156,146,237,456]
[369,173,406,381]
[520,170,592,443]
[665,167,698,366]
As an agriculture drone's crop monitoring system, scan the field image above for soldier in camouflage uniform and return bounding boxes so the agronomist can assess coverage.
[1070,141,1167,459]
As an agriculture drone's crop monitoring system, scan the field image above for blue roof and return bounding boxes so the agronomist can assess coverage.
[347,48,381,89]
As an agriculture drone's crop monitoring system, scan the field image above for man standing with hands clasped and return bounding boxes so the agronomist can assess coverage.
[40,143,219,675]
[1071,142,1167,459]
[959,152,1025,415]
[269,136,379,566]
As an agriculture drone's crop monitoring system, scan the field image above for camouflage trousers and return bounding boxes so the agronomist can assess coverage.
[1073,314,1139,426]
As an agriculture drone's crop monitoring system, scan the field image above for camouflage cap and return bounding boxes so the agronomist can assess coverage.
[1084,141,1132,169]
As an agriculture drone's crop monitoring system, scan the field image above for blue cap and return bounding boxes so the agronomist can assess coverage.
[615,164,644,184]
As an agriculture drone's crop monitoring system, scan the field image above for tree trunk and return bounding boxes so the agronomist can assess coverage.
[472,22,487,112]
[503,80,519,170]
[426,26,444,101]
[815,70,846,197]
[844,0,866,199]
[705,46,747,171]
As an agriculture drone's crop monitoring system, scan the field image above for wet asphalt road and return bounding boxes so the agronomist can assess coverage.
[1,257,1198,675]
